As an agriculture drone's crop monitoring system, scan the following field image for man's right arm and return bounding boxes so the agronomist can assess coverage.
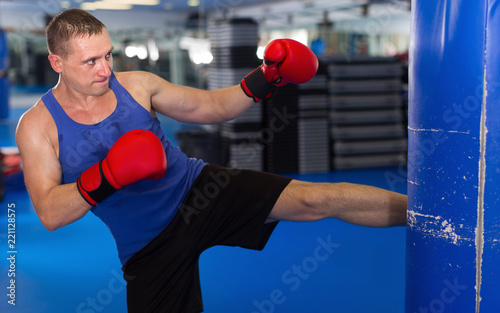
[16,103,92,231]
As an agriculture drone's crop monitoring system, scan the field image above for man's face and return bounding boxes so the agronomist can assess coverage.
[59,28,114,97]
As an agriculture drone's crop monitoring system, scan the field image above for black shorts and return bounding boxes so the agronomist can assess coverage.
[122,164,292,313]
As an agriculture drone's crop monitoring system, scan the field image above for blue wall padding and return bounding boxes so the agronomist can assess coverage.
[0,29,9,119]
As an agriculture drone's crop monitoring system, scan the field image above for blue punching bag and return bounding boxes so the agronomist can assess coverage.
[0,28,9,119]
[407,1,500,312]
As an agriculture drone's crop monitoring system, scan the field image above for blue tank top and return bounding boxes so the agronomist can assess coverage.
[43,72,207,264]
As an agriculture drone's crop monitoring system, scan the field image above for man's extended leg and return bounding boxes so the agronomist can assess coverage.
[268,180,407,227]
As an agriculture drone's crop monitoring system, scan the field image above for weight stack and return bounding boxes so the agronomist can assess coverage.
[207,18,263,170]
[327,56,407,169]
[297,61,330,173]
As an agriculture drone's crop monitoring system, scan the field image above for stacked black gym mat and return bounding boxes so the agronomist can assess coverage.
[207,25,407,172]
[296,61,330,173]
[263,84,299,174]
[327,56,407,169]
[207,18,263,170]
[262,61,329,174]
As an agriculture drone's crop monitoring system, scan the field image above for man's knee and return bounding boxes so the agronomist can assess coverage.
[272,180,345,221]
[293,182,336,220]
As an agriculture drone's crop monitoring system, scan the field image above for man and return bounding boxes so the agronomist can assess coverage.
[16,8,407,313]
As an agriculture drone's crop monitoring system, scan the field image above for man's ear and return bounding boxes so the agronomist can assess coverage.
[48,54,63,73]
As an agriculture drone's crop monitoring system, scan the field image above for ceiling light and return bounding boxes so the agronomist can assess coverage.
[124,45,148,60]
[188,0,199,7]
[100,0,160,5]
[81,2,132,10]
[136,45,148,60]
[179,37,213,65]
[148,39,160,62]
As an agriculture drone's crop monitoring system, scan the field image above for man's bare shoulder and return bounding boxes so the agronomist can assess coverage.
[114,71,160,90]
[16,98,56,145]
[17,98,51,127]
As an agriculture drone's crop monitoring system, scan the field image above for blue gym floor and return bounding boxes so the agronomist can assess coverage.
[0,91,407,313]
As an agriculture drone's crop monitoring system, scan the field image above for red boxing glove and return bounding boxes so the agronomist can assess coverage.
[241,39,319,102]
[77,129,167,206]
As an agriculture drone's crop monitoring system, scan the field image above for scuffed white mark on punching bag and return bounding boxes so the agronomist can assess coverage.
[475,64,488,313]
[407,205,473,245]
